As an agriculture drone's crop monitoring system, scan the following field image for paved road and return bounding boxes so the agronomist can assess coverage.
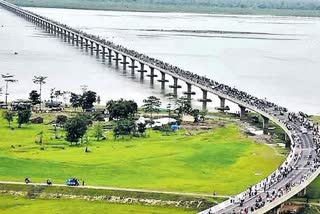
[199,109,319,214]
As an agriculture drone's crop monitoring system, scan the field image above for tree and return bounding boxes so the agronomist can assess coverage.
[56,115,68,126]
[54,90,62,102]
[106,99,138,121]
[137,122,146,137]
[113,119,136,139]
[81,90,97,111]
[65,115,88,145]
[69,93,82,111]
[199,110,208,121]
[33,76,47,112]
[17,109,31,128]
[3,111,14,127]
[93,122,104,141]
[191,109,200,123]
[175,96,192,118]
[142,96,161,123]
[29,90,41,105]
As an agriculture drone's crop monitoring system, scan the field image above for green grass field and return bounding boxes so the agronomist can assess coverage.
[0,195,193,214]
[0,112,284,195]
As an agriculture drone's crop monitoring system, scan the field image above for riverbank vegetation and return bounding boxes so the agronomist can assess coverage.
[7,0,320,17]
[0,194,194,214]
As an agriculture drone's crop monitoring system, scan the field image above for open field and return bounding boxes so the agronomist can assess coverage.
[0,194,194,214]
[7,0,320,17]
[0,111,284,195]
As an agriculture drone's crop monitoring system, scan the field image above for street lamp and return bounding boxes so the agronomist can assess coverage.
[1,73,18,106]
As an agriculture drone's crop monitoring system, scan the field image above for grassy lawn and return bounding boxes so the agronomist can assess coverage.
[0,195,194,214]
[0,111,284,195]
[311,116,320,124]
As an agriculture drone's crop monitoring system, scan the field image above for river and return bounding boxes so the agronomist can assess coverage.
[0,6,319,114]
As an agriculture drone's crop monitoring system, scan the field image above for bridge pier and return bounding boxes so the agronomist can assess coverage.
[297,187,307,197]
[147,67,158,85]
[90,41,94,52]
[113,52,121,67]
[121,55,129,70]
[76,35,79,45]
[239,105,246,119]
[129,59,138,74]
[137,62,147,80]
[101,46,106,59]
[199,89,212,111]
[169,77,182,97]
[67,31,71,42]
[71,33,75,44]
[85,39,89,50]
[95,43,100,55]
[183,83,196,102]
[157,71,169,90]
[262,116,269,134]
[80,37,84,47]
[107,49,114,62]
[216,96,228,112]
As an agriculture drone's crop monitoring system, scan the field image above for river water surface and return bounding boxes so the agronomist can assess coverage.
[0,6,319,114]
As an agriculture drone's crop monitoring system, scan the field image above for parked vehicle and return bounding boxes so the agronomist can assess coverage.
[66,178,79,186]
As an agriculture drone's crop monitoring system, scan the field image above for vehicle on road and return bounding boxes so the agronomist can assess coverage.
[66,178,79,186]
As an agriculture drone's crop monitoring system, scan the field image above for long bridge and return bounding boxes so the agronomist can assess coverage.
[1,1,319,213]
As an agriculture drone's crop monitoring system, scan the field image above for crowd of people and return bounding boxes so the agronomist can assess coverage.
[4,3,320,214]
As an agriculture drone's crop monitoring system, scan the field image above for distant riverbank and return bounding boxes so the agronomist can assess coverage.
[7,0,320,17]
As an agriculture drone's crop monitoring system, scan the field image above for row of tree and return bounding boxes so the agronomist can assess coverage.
[135,0,320,10]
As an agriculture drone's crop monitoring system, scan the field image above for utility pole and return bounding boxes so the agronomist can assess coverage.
[1,73,17,106]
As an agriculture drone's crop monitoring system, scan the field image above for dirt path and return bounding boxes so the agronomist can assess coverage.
[0,181,230,199]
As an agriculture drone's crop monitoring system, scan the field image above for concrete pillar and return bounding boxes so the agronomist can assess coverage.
[90,41,94,52]
[129,59,138,74]
[85,39,89,50]
[95,43,100,55]
[101,46,106,59]
[239,105,246,119]
[199,89,212,111]
[71,33,75,44]
[80,37,83,47]
[297,188,307,197]
[183,83,196,102]
[147,67,158,85]
[262,116,269,133]
[169,77,182,97]
[107,49,114,62]
[219,96,225,109]
[121,55,129,70]
[113,52,121,67]
[157,72,169,90]
[137,62,147,80]
[67,32,70,42]
[216,96,228,112]
[76,35,79,45]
